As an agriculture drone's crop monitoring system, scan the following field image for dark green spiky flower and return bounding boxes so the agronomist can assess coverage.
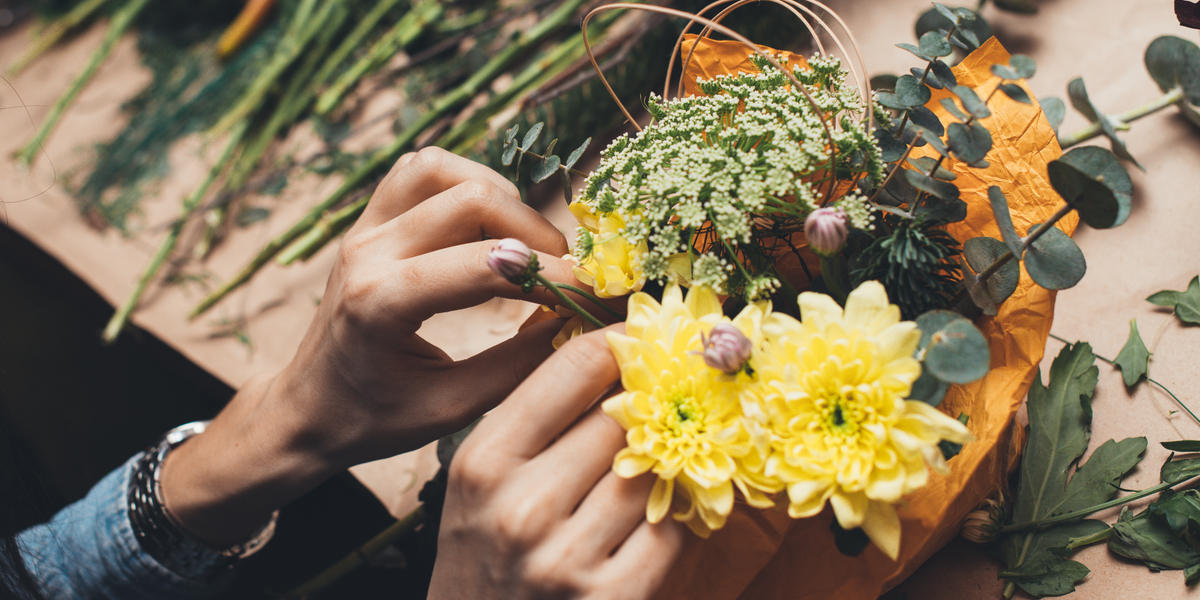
[851,218,962,320]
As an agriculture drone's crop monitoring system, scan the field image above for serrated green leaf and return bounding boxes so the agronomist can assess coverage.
[906,168,960,202]
[521,121,544,151]
[530,154,561,184]
[1011,54,1037,79]
[931,59,958,89]
[1162,455,1200,485]
[940,97,970,121]
[1144,35,1200,104]
[987,187,1024,258]
[908,105,945,137]
[992,520,1109,597]
[1147,276,1200,325]
[1109,505,1200,571]
[963,236,1020,304]
[908,156,956,180]
[1163,440,1200,453]
[949,84,991,119]
[1047,146,1133,229]
[564,137,591,169]
[1025,225,1086,290]
[1149,489,1200,538]
[1114,319,1150,387]
[919,30,953,58]
[947,121,993,163]
[1059,437,1147,514]
[896,74,932,107]
[999,83,1032,104]
[994,0,1039,14]
[501,139,518,166]
[1042,96,1066,135]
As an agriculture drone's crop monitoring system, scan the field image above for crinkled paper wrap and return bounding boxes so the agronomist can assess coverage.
[657,35,1078,600]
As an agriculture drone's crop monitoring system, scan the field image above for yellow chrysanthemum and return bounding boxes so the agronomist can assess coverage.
[570,202,647,298]
[603,284,777,537]
[754,281,973,560]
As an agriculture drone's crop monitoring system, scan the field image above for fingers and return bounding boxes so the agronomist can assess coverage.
[469,329,621,461]
[380,179,568,259]
[362,147,520,229]
[564,470,659,555]
[445,318,563,422]
[599,518,685,596]
[522,405,628,517]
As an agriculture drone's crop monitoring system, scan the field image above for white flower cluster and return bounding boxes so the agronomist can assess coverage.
[575,54,884,300]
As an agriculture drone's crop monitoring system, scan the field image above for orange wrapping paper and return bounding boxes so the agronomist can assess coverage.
[655,35,1078,600]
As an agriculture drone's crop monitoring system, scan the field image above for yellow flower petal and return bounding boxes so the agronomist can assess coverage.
[860,500,902,560]
[647,477,674,523]
[614,448,656,478]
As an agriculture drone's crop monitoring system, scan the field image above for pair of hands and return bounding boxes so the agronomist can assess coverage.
[160,148,681,598]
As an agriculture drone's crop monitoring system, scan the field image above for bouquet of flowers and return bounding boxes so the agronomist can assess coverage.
[492,1,1132,597]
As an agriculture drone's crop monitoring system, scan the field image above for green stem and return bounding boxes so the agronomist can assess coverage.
[7,0,112,75]
[276,193,370,265]
[534,273,605,329]
[555,284,625,319]
[191,0,594,318]
[999,480,1178,534]
[818,253,850,304]
[952,202,1074,307]
[1058,87,1185,149]
[15,0,153,167]
[1062,526,1112,551]
[102,122,251,343]
[307,0,407,91]
[284,505,428,600]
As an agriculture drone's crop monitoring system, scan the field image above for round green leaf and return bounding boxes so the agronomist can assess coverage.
[940,97,969,121]
[531,154,561,184]
[874,91,909,111]
[916,309,960,348]
[1010,54,1037,79]
[564,137,591,169]
[909,365,951,407]
[521,122,544,151]
[501,139,518,166]
[991,64,1021,80]
[931,59,958,89]
[963,236,1020,304]
[897,43,932,62]
[1144,35,1200,104]
[949,85,991,119]
[999,83,1032,105]
[874,129,907,163]
[905,168,960,202]
[908,105,945,137]
[913,67,942,90]
[947,121,993,164]
[1047,146,1133,229]
[908,156,956,181]
[1025,225,1086,290]
[919,30,953,58]
[1042,96,1066,134]
[896,74,932,107]
[917,311,990,384]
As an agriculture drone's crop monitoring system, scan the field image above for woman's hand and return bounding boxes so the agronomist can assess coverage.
[429,328,684,600]
[160,148,584,548]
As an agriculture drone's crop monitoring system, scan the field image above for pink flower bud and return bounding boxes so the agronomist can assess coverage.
[488,238,534,283]
[804,207,848,257]
[702,323,753,374]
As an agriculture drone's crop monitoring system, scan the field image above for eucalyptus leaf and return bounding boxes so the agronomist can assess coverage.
[987,187,1024,258]
[956,23,981,48]
[560,170,573,204]
[1042,96,1066,135]
[920,314,990,384]
[908,156,956,181]
[564,137,591,169]
[874,91,909,111]
[953,7,977,21]
[999,83,1032,104]
[963,272,998,315]
[897,42,932,62]
[521,121,544,151]
[909,365,950,407]
[1067,78,1143,169]
[933,2,960,23]
[1162,455,1200,485]
[1047,146,1133,229]
[940,97,970,121]
[1162,440,1200,453]
[931,59,958,89]
[947,121,993,163]
[912,67,942,90]
[914,192,968,224]
[501,139,518,166]
[905,169,960,202]
[949,85,991,119]
[1024,225,1086,290]
[1114,319,1150,387]
[1011,54,1037,79]
[878,167,919,205]
[991,64,1021,80]
[896,74,933,107]
[993,0,1039,14]
[543,138,558,157]
[874,129,907,163]
[908,105,945,137]
[1144,35,1200,104]
[915,8,990,52]
[530,154,561,184]
[915,126,950,157]
[504,123,519,144]
[963,236,1019,303]
[919,30,953,58]
[1147,276,1200,325]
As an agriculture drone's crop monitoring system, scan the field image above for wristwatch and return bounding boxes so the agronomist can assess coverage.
[127,421,279,577]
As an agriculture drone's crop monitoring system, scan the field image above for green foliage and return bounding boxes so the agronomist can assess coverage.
[915,6,992,53]
[963,236,1019,304]
[1024,225,1086,290]
[991,0,1040,14]
[987,186,1024,258]
[1042,97,1067,135]
[1109,497,1200,576]
[1067,78,1143,169]
[1147,276,1200,325]
[851,219,962,320]
[1114,319,1150,387]
[1144,35,1200,104]
[1047,146,1133,229]
[916,310,990,384]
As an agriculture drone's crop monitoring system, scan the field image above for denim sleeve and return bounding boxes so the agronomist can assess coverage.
[16,454,236,600]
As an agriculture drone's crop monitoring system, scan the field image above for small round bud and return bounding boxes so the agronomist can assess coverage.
[702,323,753,374]
[961,497,1005,544]
[804,207,848,257]
[488,238,534,283]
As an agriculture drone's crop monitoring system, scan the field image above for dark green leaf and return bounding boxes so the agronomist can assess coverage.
[871,73,899,92]
[1024,225,1086,290]
[947,121,993,163]
[918,312,990,384]
[1011,54,1037,79]
[963,236,1020,304]
[897,42,932,62]
[949,85,992,119]
[564,137,591,169]
[1109,506,1200,571]
[912,67,942,90]
[992,520,1109,597]
[999,83,1032,104]
[907,105,945,137]
[987,187,1024,258]
[1163,440,1200,452]
[991,64,1021,80]
[919,30,953,58]
[501,139,518,166]
[914,126,949,157]
[1058,437,1147,514]
[916,8,989,52]
[963,272,998,316]
[1067,78,1144,169]
[909,364,950,407]
[1114,319,1150,387]
[908,156,956,180]
[530,155,561,184]
[1150,489,1200,537]
[954,7,977,21]
[940,97,970,121]
[504,124,519,144]
[874,91,909,111]
[896,74,932,107]
[543,138,558,157]
[956,23,981,48]
[874,129,907,163]
[905,169,960,202]
[994,0,1039,14]
[915,193,968,224]
[1042,96,1067,135]
[1162,455,1200,485]
[933,3,960,23]
[878,167,919,205]
[1046,147,1131,229]
[1144,35,1200,104]
[931,59,958,89]
[1147,276,1200,325]
[560,170,574,204]
[521,121,544,151]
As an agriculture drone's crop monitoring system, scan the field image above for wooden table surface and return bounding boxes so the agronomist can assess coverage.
[3,0,1200,597]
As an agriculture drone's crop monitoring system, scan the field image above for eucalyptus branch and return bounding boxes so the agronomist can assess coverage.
[14,0,153,167]
[1058,87,1186,149]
